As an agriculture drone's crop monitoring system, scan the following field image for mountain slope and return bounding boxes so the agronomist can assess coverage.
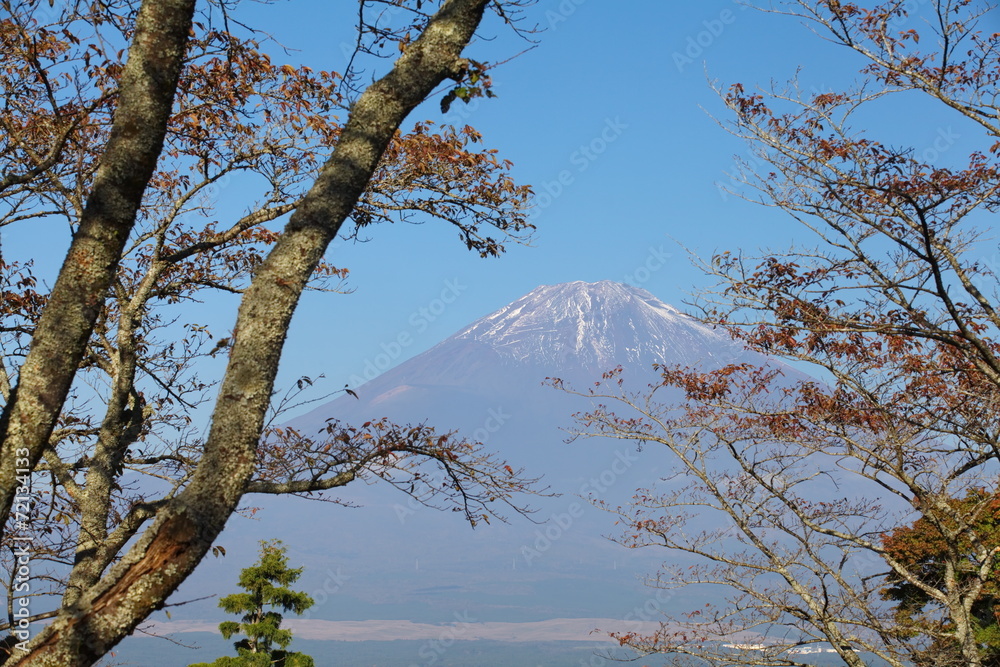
[291,280,766,435]
[453,280,736,369]
[173,281,812,634]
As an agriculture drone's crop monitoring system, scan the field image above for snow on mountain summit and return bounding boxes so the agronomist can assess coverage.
[293,280,782,440]
[452,280,735,371]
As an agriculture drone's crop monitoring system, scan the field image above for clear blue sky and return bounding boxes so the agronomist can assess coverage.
[253,0,992,402]
[261,1,834,397]
[13,1,988,407]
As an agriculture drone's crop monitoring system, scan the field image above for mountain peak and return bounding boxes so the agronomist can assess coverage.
[294,280,771,442]
[451,280,729,370]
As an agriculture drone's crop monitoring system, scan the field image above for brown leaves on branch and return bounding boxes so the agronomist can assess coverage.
[0,0,538,663]
[255,418,540,526]
[355,120,534,257]
[552,2,1000,665]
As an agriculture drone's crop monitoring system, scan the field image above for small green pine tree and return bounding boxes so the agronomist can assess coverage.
[190,540,315,667]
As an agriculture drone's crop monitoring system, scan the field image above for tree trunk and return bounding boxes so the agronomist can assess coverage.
[0,0,197,540]
[11,1,491,664]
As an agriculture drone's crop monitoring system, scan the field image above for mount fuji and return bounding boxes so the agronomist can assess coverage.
[260,282,802,620]
[291,281,762,436]
[166,281,810,643]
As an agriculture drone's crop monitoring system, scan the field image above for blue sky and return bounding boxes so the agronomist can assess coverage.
[255,0,844,399]
[14,0,989,410]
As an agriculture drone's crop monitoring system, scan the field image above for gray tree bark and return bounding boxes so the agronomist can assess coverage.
[0,0,198,539]
[12,0,492,664]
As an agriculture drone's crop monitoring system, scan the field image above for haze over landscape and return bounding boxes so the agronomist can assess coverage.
[114,281,800,664]
[5,1,994,665]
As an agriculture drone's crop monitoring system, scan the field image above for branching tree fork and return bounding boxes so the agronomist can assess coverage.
[0,0,537,664]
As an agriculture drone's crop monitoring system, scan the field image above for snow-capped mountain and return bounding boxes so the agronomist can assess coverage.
[291,280,761,434]
[452,280,737,369]
[189,281,809,630]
